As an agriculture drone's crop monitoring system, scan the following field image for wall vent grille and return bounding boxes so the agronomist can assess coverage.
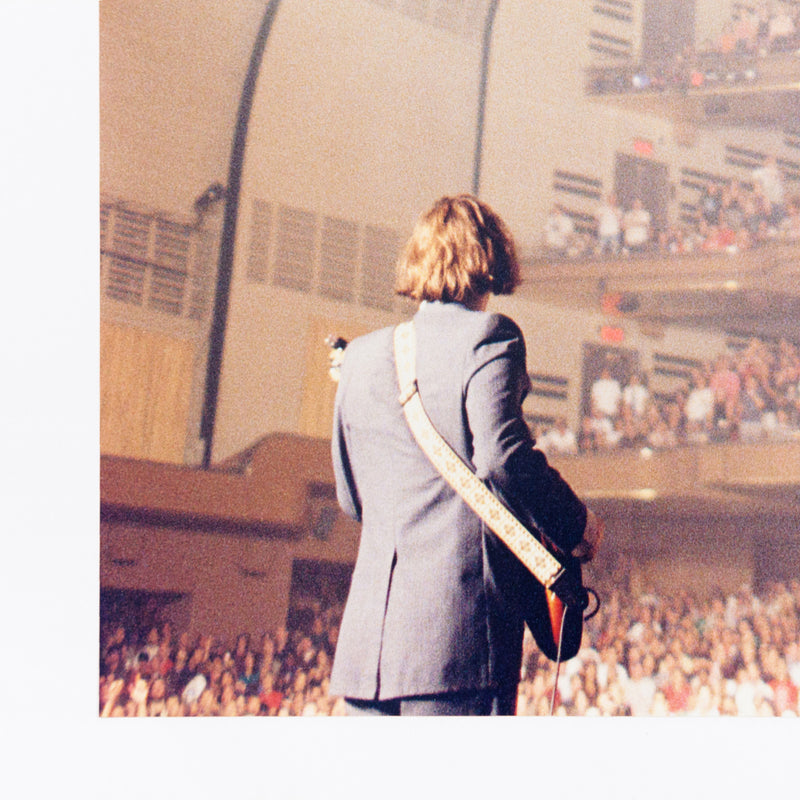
[528,371,569,401]
[100,197,210,321]
[319,216,359,303]
[273,206,316,292]
[588,29,633,59]
[589,0,634,63]
[652,352,702,382]
[248,200,403,313]
[552,169,603,235]
[111,208,152,260]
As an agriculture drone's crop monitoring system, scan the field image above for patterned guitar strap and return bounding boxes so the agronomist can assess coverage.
[392,320,572,600]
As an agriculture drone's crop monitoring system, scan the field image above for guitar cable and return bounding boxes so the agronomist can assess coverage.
[549,587,600,716]
[549,609,567,716]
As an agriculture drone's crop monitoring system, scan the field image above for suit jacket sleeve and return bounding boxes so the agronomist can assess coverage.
[465,314,587,555]
[331,367,362,523]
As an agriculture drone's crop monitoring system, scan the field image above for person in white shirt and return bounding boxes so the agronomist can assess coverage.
[544,204,575,254]
[622,198,652,252]
[621,372,649,418]
[539,416,578,456]
[623,658,656,717]
[591,366,622,418]
[595,193,622,255]
[753,155,785,227]
[684,369,715,442]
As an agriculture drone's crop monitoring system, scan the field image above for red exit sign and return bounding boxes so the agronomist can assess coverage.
[600,325,625,343]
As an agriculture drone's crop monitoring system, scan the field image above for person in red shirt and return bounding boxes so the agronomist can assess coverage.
[663,667,691,713]
[769,659,798,715]
[709,352,741,432]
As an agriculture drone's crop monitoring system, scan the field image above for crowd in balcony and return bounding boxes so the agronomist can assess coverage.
[534,335,800,458]
[544,158,799,263]
[99,569,800,717]
[590,1,800,96]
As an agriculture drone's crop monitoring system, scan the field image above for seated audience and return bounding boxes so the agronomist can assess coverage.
[99,338,800,717]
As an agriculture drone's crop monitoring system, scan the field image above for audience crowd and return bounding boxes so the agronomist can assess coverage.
[551,2,800,262]
[544,166,799,262]
[99,569,800,718]
[535,335,800,458]
[518,571,800,717]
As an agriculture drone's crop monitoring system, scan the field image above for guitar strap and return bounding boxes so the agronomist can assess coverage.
[392,320,570,597]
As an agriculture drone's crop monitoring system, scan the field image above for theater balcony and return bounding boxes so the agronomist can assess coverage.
[518,239,800,344]
[585,50,800,139]
[101,432,800,533]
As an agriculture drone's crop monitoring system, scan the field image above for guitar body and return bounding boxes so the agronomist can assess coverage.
[517,560,584,662]
[484,517,586,663]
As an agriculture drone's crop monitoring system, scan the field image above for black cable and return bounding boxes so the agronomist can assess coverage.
[549,588,601,715]
[550,607,568,716]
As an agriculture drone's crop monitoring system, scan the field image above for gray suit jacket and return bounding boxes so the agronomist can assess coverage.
[329,300,587,701]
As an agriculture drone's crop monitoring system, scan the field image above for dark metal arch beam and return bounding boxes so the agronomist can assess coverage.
[472,0,500,195]
[200,1,284,469]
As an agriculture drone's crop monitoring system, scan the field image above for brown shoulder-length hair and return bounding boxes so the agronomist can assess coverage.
[395,194,521,306]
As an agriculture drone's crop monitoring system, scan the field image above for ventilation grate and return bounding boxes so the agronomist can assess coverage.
[319,216,359,302]
[588,29,633,59]
[553,170,603,201]
[652,352,702,382]
[148,266,187,316]
[592,0,633,23]
[552,170,603,235]
[273,205,316,292]
[111,208,151,260]
[154,218,192,273]
[528,372,569,401]
[100,197,210,320]
[248,198,405,313]
[105,256,146,306]
[724,143,765,173]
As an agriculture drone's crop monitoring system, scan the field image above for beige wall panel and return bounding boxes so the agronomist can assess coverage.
[242,0,481,226]
[213,283,399,460]
[213,0,484,459]
[298,316,371,439]
[100,321,194,463]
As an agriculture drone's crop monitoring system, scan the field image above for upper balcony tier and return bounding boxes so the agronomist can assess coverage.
[585,51,800,135]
